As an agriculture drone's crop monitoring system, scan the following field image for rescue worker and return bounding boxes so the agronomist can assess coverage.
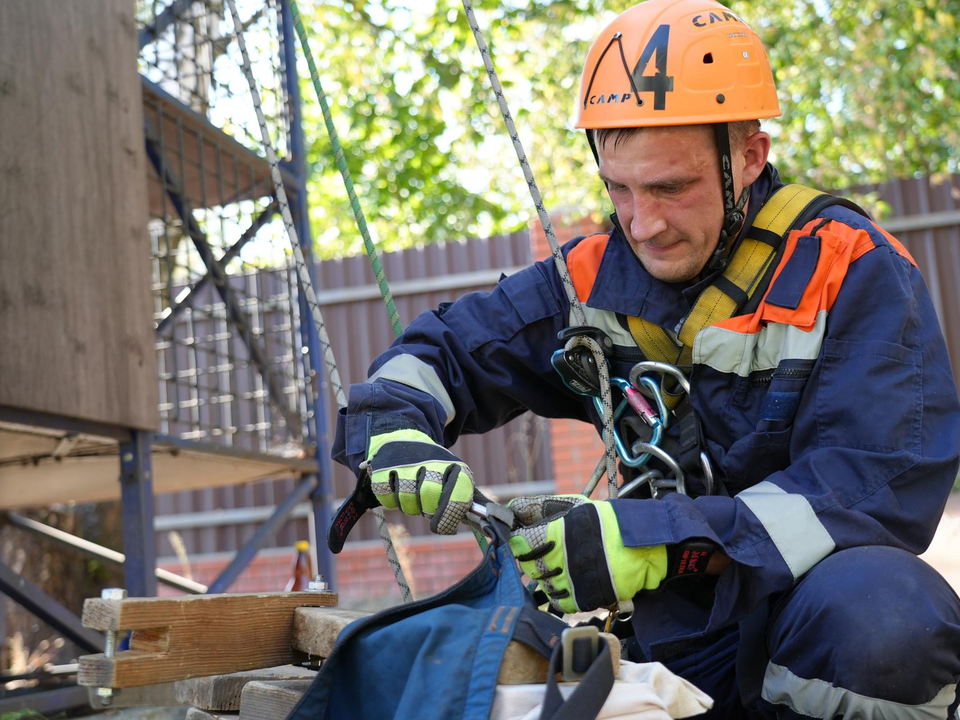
[332,0,960,716]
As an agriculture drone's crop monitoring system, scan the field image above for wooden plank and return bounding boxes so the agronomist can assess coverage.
[78,592,337,688]
[176,666,315,712]
[85,681,180,708]
[292,607,368,659]
[238,680,312,720]
[186,709,239,720]
[292,607,619,684]
[0,0,158,431]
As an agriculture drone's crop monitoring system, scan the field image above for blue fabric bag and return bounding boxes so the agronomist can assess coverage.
[286,522,614,720]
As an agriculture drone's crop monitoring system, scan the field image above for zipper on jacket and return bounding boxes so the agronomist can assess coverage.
[752,364,813,388]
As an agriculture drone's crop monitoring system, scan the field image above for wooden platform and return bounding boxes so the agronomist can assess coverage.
[0,422,317,509]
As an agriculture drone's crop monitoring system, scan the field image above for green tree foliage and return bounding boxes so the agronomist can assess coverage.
[299,0,960,258]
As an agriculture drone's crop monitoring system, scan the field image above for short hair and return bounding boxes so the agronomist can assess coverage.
[591,120,761,154]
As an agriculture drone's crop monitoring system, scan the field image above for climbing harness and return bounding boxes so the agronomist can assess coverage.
[557,184,870,500]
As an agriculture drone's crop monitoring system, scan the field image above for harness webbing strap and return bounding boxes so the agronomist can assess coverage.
[627,184,829,366]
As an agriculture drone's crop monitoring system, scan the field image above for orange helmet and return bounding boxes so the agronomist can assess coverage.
[576,0,781,129]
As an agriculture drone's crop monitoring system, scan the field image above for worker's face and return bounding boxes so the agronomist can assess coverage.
[597,125,727,283]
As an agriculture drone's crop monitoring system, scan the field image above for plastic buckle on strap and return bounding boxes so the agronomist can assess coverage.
[560,625,600,682]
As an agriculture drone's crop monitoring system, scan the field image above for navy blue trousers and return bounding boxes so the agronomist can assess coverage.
[648,548,960,719]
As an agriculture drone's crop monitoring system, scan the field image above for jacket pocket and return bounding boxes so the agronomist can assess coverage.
[816,338,921,454]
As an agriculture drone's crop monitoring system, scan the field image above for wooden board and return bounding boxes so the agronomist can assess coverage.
[176,665,315,712]
[292,607,619,685]
[186,709,238,720]
[0,430,316,509]
[238,680,312,720]
[0,0,158,431]
[292,607,368,659]
[78,592,337,688]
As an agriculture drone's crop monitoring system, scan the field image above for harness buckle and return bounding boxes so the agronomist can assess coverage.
[560,625,600,682]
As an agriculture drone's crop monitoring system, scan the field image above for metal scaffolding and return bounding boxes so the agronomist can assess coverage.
[1,1,335,712]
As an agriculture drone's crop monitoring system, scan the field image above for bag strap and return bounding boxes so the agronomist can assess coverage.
[538,630,615,720]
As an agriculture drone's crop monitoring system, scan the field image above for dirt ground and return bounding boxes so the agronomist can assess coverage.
[920,491,960,593]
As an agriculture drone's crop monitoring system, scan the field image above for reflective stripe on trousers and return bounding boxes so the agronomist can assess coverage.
[649,547,960,720]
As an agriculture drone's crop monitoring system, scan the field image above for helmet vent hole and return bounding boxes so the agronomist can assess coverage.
[703,53,714,64]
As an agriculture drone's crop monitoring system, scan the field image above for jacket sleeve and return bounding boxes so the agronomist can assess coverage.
[611,220,960,634]
[331,255,590,475]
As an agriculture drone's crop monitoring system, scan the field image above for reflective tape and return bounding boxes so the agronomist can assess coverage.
[693,310,828,377]
[763,662,958,720]
[368,354,456,426]
[570,306,637,348]
[737,481,835,580]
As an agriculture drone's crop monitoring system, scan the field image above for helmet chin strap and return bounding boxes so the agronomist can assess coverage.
[704,122,749,275]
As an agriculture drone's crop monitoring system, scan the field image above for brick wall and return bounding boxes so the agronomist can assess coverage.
[158,534,485,609]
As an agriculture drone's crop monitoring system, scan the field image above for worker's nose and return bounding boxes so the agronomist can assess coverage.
[629,198,668,245]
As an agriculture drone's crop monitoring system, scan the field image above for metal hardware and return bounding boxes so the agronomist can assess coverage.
[97,588,127,706]
[560,625,600,682]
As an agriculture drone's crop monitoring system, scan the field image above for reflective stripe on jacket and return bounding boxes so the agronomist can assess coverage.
[332,163,960,651]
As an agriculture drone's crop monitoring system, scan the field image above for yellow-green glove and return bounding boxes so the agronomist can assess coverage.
[367,428,474,535]
[507,499,667,614]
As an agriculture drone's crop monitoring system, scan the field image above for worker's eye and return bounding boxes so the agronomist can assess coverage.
[659,184,685,195]
[607,182,628,193]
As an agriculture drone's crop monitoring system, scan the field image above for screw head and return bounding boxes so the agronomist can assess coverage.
[101,588,128,601]
[96,687,114,705]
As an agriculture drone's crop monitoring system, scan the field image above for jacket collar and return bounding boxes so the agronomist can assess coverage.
[587,163,783,329]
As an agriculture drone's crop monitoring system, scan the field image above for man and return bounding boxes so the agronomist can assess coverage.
[332,0,960,717]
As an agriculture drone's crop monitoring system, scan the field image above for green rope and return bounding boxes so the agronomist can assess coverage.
[291,2,489,554]
[289,0,403,340]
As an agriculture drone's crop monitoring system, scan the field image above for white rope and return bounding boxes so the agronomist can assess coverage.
[461,0,621,494]
[224,0,413,603]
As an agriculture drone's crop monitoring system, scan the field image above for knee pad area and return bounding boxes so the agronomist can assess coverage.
[764,546,960,707]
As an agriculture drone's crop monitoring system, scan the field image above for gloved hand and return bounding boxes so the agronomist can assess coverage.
[366,428,475,535]
[507,498,667,614]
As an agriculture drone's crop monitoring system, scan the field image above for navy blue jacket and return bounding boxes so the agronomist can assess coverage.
[332,165,960,652]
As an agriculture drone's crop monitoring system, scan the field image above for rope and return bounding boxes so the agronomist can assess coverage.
[565,336,619,498]
[288,1,403,340]
[460,0,620,497]
[224,0,413,603]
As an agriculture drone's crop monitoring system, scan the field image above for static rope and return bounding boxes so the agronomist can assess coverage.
[460,0,620,495]
[565,336,619,498]
[288,0,403,339]
[225,0,413,603]
[460,0,587,328]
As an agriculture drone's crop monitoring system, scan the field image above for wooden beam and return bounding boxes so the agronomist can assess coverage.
[78,592,336,688]
[176,666,315,712]
[238,680,313,720]
[186,709,238,720]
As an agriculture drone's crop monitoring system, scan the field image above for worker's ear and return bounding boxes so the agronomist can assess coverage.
[740,131,771,187]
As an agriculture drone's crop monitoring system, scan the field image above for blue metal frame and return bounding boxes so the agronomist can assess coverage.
[280,0,337,590]
[0,560,104,653]
[142,115,304,438]
[206,475,318,593]
[120,431,158,598]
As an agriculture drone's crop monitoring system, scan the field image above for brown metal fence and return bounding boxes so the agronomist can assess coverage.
[155,172,960,560]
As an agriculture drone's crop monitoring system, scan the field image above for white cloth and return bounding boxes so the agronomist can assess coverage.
[490,660,714,720]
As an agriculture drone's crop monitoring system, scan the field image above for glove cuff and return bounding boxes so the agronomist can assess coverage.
[665,540,718,580]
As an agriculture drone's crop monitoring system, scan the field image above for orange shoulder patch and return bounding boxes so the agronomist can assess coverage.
[567,233,610,304]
